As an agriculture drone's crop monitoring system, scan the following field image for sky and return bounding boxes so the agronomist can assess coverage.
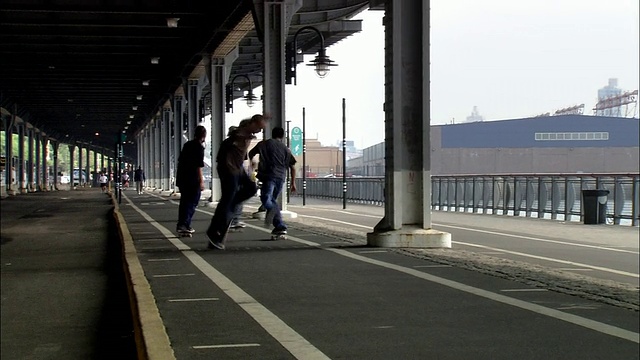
[227,0,640,149]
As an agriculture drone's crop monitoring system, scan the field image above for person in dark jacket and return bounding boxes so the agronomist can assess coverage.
[134,166,145,194]
[176,125,206,234]
[206,114,267,249]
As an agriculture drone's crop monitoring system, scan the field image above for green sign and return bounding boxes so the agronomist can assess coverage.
[290,126,302,156]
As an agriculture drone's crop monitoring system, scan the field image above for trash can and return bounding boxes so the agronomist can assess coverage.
[582,189,609,224]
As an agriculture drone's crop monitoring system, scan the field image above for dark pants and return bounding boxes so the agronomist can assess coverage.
[208,168,256,237]
[177,187,201,228]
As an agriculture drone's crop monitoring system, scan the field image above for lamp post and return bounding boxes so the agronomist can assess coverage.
[286,26,338,85]
[302,107,306,206]
[226,74,258,112]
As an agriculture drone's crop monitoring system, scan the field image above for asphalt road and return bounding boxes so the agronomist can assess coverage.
[119,190,639,360]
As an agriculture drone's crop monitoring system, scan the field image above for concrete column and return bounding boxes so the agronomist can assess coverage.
[34,130,41,191]
[148,121,155,188]
[4,113,15,195]
[173,95,184,192]
[162,108,171,190]
[258,0,301,218]
[155,118,162,189]
[41,134,48,190]
[209,50,238,202]
[18,123,27,193]
[367,1,450,248]
[93,148,98,187]
[85,147,91,187]
[68,144,76,189]
[27,125,35,191]
[187,79,199,138]
[52,141,59,191]
[100,151,105,174]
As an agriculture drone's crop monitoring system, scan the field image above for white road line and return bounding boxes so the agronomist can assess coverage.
[359,250,388,254]
[125,196,331,360]
[153,274,195,278]
[556,268,594,272]
[436,223,639,255]
[413,265,452,268]
[456,241,639,278]
[501,289,549,292]
[326,247,639,344]
[193,343,261,349]
[257,210,638,279]
[274,204,640,255]
[168,298,219,302]
[148,258,181,262]
[129,195,640,345]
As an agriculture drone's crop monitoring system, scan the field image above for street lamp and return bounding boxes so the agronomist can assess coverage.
[286,26,337,85]
[226,74,258,112]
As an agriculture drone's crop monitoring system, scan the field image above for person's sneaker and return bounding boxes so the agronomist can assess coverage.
[206,228,225,250]
[176,225,191,233]
[231,221,246,228]
[186,227,196,233]
[271,228,287,235]
[264,208,276,227]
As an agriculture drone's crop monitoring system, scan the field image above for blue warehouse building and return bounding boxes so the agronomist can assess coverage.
[351,115,639,176]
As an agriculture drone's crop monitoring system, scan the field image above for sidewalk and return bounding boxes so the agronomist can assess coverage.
[0,189,136,360]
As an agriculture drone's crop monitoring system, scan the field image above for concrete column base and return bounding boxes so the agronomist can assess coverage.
[367,226,452,248]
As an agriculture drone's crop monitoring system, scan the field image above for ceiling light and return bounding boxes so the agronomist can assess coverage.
[129,115,134,119]
[126,121,132,125]
[166,18,180,28]
[142,80,150,86]
[136,95,143,100]
[151,57,160,64]
[95,132,99,136]
[132,106,138,111]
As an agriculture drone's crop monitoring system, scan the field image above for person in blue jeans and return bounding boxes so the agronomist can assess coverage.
[248,126,297,236]
[176,125,207,234]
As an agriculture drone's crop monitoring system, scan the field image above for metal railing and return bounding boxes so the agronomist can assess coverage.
[294,173,640,226]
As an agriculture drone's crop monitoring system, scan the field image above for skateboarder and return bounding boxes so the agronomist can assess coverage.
[206,114,267,249]
[176,125,207,236]
[248,126,297,239]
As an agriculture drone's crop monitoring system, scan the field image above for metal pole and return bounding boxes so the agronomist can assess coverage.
[286,119,291,204]
[302,107,306,206]
[342,98,347,209]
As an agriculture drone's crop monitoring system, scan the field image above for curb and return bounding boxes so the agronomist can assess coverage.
[111,194,176,360]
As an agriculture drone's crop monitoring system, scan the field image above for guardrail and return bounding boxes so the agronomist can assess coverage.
[294,173,640,226]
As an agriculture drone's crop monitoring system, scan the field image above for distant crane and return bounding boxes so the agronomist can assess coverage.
[593,90,638,118]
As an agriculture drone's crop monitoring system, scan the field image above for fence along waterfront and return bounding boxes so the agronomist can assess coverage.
[293,173,639,226]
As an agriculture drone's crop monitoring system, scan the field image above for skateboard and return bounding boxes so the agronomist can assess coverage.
[177,230,193,238]
[270,233,287,241]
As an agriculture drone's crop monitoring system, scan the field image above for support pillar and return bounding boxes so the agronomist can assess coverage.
[35,129,41,191]
[257,0,301,218]
[27,125,35,192]
[187,79,200,138]
[173,95,184,193]
[68,144,76,189]
[209,49,238,202]
[52,141,59,191]
[367,1,450,248]
[162,108,171,190]
[3,112,15,195]
[18,123,27,193]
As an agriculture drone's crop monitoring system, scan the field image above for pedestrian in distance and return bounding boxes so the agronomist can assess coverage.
[134,166,145,194]
[206,114,268,249]
[248,126,297,238]
[98,172,109,193]
[176,125,207,236]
